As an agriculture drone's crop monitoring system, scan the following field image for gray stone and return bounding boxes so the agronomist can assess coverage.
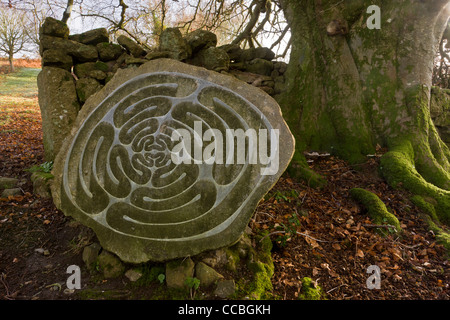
[1,188,21,198]
[195,262,223,288]
[245,58,274,76]
[40,17,69,38]
[165,258,195,289]
[73,61,109,79]
[218,44,244,62]
[117,35,146,58]
[42,49,73,71]
[40,35,98,62]
[185,30,217,53]
[190,47,229,72]
[241,47,275,61]
[144,51,171,60]
[125,57,148,66]
[76,77,103,104]
[97,42,124,61]
[125,269,143,282]
[159,28,191,60]
[30,172,52,199]
[51,59,294,263]
[97,250,125,278]
[214,280,236,298]
[274,61,288,74]
[37,67,80,161]
[89,70,107,81]
[0,177,18,189]
[69,28,109,45]
[82,243,102,270]
[201,249,228,269]
[229,70,272,86]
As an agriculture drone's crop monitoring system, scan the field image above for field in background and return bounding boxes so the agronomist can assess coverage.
[0,58,41,75]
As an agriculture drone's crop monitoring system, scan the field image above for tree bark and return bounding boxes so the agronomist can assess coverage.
[61,0,74,24]
[278,0,450,223]
[8,54,14,73]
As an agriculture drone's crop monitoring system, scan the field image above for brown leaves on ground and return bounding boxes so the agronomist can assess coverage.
[252,157,449,300]
[0,98,449,300]
[0,98,44,178]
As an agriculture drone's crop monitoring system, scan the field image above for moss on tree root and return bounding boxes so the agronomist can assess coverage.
[350,188,401,235]
[286,151,327,189]
[411,195,450,253]
[379,140,450,225]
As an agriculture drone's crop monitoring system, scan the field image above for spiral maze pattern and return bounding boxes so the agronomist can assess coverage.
[61,72,279,258]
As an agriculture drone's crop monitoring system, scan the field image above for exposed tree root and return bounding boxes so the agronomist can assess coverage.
[286,151,327,189]
[380,140,450,225]
[350,188,401,235]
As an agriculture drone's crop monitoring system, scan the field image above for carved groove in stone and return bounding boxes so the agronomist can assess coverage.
[63,73,274,240]
[53,61,294,263]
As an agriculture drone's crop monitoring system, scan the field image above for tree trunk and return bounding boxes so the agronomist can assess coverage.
[8,54,14,73]
[279,0,450,224]
[61,0,74,24]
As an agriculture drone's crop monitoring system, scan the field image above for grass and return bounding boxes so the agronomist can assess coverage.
[0,67,40,108]
[0,67,40,97]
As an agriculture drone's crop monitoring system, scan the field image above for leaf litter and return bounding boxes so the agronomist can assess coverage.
[0,97,449,300]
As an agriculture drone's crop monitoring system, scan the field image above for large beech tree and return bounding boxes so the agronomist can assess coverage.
[18,0,449,228]
[277,0,450,225]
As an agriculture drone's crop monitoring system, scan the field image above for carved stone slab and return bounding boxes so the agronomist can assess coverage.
[52,59,294,263]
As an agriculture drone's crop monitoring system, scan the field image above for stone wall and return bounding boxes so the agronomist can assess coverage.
[38,17,287,161]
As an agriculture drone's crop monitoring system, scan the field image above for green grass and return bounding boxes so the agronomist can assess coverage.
[0,67,40,98]
[0,67,40,107]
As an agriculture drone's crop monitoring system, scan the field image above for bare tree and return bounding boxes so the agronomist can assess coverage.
[61,0,74,23]
[0,5,30,72]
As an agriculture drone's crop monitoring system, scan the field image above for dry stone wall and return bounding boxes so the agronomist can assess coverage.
[38,18,288,161]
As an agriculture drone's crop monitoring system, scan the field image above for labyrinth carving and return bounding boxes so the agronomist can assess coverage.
[53,61,294,262]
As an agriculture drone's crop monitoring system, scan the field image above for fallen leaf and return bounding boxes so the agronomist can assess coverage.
[356,249,364,258]
[332,243,341,250]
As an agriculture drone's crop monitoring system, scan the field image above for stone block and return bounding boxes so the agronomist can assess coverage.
[159,28,191,61]
[51,59,294,263]
[40,17,69,38]
[0,177,18,189]
[117,35,146,58]
[37,67,80,161]
[165,258,195,289]
[69,28,109,45]
[185,29,217,53]
[97,42,125,61]
[42,49,73,71]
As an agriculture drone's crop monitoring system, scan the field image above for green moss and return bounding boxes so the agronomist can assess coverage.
[380,140,450,224]
[298,277,326,300]
[422,214,450,254]
[286,151,327,189]
[232,232,275,299]
[350,188,401,235]
[130,263,165,287]
[411,195,450,254]
[95,61,109,72]
[411,195,439,222]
